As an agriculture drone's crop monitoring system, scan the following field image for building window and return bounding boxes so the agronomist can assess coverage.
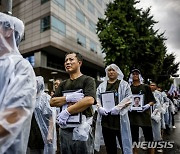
[79,0,84,4]
[96,0,102,6]
[76,9,85,25]
[51,16,66,36]
[53,0,65,9]
[41,0,49,4]
[90,40,97,53]
[41,16,50,32]
[87,1,95,14]
[89,20,96,33]
[77,32,86,47]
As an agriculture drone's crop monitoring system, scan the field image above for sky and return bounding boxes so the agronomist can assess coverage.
[136,0,180,74]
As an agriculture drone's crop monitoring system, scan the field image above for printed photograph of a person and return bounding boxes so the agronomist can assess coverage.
[131,95,143,110]
[133,97,141,107]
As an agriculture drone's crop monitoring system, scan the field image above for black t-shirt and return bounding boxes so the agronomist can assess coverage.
[128,84,156,126]
[101,80,121,130]
[54,75,96,117]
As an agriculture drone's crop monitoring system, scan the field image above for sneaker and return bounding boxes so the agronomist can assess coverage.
[157,149,163,153]
[173,126,176,129]
[141,146,148,150]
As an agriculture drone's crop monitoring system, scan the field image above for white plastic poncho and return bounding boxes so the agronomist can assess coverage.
[94,64,133,154]
[0,13,36,153]
[151,90,163,141]
[34,76,57,154]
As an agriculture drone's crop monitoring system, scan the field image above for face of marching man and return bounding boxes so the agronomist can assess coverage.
[107,67,118,81]
[64,53,82,74]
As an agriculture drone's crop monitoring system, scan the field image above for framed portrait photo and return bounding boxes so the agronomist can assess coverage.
[62,89,83,124]
[131,94,144,111]
[100,91,115,112]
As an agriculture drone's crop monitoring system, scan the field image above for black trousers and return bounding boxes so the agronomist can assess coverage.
[130,125,153,142]
[102,126,123,154]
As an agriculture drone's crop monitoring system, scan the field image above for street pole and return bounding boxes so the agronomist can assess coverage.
[1,0,12,15]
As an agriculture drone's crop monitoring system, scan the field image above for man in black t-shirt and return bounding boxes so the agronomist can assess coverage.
[50,52,96,154]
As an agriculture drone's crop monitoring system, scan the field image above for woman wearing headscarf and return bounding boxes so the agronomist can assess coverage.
[94,64,133,154]
[128,69,156,154]
[27,76,57,154]
[0,13,36,153]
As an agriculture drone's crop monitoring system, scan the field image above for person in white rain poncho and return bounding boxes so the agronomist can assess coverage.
[94,64,133,154]
[128,69,156,154]
[149,82,163,142]
[0,13,36,153]
[27,76,57,154]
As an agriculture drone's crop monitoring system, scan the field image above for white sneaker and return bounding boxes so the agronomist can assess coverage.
[141,146,148,150]
[173,126,176,129]
[157,149,163,153]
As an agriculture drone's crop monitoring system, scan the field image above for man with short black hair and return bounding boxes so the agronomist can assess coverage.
[50,52,96,154]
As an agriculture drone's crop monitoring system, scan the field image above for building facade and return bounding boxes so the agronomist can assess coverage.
[0,0,109,91]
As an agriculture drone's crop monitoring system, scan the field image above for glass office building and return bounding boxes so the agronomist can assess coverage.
[0,0,110,90]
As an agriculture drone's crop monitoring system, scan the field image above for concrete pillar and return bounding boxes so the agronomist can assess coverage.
[1,0,12,15]
[34,51,47,67]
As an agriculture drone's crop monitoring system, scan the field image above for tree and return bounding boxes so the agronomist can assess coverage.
[97,0,179,83]
[157,53,180,89]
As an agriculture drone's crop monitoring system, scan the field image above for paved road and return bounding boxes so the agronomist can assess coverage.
[95,111,180,154]
[163,111,180,154]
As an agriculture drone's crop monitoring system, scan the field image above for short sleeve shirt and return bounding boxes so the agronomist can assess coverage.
[128,84,156,126]
[54,75,96,117]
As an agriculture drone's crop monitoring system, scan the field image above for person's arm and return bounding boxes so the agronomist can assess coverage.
[50,96,66,107]
[148,101,155,106]
[0,125,9,137]
[0,59,36,146]
[47,116,54,143]
[67,76,96,114]
[50,81,67,107]
[146,85,156,106]
[0,108,26,137]
[67,96,94,114]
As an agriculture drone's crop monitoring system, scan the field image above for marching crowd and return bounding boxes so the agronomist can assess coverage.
[0,12,180,154]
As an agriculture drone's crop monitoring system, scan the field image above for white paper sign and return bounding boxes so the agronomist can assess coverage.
[101,92,115,112]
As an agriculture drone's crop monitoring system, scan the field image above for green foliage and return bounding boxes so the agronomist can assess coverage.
[97,0,179,84]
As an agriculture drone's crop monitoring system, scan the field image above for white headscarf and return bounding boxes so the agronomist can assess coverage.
[0,12,24,57]
[128,69,144,85]
[105,64,124,81]
[36,76,45,96]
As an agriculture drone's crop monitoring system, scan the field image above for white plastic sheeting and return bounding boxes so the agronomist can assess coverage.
[34,76,57,154]
[0,12,36,153]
